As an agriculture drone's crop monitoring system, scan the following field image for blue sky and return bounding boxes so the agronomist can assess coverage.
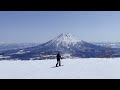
[0,11,120,43]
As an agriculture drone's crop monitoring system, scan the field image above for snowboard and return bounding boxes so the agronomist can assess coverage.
[51,65,64,68]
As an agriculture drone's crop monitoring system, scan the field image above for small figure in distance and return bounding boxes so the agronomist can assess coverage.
[56,52,62,67]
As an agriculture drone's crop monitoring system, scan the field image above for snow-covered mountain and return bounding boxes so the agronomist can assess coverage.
[1,33,120,60]
[38,33,83,52]
[46,33,81,46]
[0,33,111,60]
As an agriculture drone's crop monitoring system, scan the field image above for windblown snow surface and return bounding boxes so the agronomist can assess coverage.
[0,58,120,79]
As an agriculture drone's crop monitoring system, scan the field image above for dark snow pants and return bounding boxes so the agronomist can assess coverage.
[56,59,61,67]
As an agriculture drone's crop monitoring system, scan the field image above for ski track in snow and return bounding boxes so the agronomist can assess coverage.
[0,58,120,79]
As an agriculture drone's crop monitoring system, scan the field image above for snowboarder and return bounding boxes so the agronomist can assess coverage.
[56,52,62,67]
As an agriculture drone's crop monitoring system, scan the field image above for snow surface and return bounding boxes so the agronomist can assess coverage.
[0,58,120,79]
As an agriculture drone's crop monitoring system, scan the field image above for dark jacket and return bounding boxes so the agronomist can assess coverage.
[57,53,61,60]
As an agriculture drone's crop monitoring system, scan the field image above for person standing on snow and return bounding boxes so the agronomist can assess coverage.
[56,52,62,67]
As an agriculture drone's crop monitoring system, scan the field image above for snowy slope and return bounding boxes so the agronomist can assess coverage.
[0,58,120,79]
